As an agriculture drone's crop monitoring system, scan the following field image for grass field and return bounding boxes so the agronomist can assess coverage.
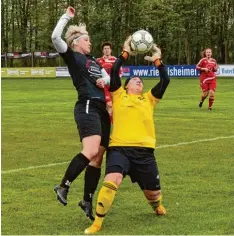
[1,77,234,235]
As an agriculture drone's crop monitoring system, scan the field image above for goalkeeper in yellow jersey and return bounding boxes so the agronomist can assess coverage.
[84,36,170,234]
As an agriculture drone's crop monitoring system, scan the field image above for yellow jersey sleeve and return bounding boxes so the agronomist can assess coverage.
[111,86,124,97]
[146,89,160,106]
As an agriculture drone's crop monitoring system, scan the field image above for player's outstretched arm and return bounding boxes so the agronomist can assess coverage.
[51,6,75,53]
[144,44,170,99]
[96,69,110,88]
[110,36,136,92]
[151,62,170,99]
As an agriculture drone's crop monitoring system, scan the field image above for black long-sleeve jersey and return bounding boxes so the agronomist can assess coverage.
[60,47,106,103]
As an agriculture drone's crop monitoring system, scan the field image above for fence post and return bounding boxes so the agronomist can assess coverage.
[5,53,8,67]
[31,51,34,67]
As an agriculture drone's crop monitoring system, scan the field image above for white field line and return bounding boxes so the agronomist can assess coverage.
[2,161,70,174]
[2,135,234,174]
[155,135,234,149]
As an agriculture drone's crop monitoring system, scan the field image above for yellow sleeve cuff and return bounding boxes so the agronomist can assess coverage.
[122,51,129,60]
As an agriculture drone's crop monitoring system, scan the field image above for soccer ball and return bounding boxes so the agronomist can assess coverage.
[130,30,154,54]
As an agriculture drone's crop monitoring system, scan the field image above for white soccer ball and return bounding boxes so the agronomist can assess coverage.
[130,30,154,54]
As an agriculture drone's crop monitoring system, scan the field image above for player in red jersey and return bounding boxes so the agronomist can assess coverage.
[196,48,218,111]
[97,42,118,122]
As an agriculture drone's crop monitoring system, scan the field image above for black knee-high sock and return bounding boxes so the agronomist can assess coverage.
[60,153,90,188]
[200,94,208,103]
[83,165,101,202]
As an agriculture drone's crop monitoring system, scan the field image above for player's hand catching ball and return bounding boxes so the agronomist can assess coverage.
[123,36,137,56]
[144,44,161,62]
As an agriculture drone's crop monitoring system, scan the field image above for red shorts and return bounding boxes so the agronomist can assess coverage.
[200,78,216,92]
[104,86,112,103]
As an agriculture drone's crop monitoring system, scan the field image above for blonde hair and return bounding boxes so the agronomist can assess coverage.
[201,48,212,58]
[65,23,89,48]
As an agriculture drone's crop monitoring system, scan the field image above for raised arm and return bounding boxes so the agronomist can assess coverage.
[151,62,170,99]
[109,53,127,92]
[51,7,75,53]
[110,36,136,92]
[144,45,170,99]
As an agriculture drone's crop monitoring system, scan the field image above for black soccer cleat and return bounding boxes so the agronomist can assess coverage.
[208,107,212,111]
[54,185,68,206]
[78,200,95,221]
[199,101,203,108]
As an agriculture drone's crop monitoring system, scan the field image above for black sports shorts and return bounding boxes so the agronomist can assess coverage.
[105,147,161,191]
[74,99,111,149]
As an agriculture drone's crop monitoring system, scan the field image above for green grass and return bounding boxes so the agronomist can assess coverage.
[1,77,234,235]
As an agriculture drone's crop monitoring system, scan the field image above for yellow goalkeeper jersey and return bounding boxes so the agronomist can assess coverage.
[110,86,160,149]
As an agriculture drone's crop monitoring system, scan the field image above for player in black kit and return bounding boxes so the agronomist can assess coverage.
[51,6,110,220]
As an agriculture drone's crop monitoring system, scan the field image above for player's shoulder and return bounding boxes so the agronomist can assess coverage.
[106,56,117,62]
[110,56,117,59]
[144,90,160,103]
[96,57,102,61]
[59,46,73,57]
[85,54,97,61]
[199,57,206,63]
[210,58,217,62]
[111,86,124,96]
[96,57,104,66]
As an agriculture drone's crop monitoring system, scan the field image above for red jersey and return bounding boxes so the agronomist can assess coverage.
[96,56,117,75]
[96,56,117,123]
[96,56,118,103]
[196,58,217,82]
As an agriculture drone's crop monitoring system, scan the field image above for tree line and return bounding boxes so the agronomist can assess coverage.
[1,0,234,67]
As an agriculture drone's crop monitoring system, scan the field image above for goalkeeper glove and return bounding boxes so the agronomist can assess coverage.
[123,36,137,56]
[144,44,161,62]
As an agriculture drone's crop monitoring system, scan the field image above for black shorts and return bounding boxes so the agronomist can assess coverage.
[105,147,161,190]
[74,100,111,149]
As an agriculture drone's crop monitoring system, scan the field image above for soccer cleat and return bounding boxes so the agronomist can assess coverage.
[78,200,95,221]
[208,107,212,111]
[54,185,68,206]
[84,224,101,234]
[155,204,166,215]
[199,101,203,108]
